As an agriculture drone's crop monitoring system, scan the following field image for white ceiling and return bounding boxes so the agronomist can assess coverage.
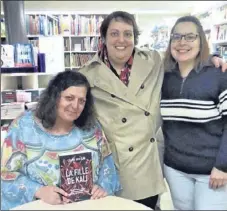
[1,1,226,15]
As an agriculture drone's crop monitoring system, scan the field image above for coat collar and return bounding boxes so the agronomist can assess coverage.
[86,48,154,95]
[84,48,156,111]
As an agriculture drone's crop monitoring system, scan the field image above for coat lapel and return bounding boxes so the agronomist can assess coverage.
[128,49,155,96]
[93,62,128,100]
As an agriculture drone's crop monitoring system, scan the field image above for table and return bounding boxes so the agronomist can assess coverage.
[12,196,152,210]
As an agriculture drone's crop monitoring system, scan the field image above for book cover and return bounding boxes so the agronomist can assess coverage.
[59,151,93,202]
[1,45,15,68]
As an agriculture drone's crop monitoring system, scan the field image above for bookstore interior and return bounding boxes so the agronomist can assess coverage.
[1,1,227,137]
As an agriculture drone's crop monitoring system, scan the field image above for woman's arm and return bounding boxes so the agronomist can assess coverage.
[95,125,122,196]
[1,119,44,210]
[214,71,227,172]
[210,71,227,189]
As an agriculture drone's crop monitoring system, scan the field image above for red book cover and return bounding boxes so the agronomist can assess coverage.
[59,151,93,202]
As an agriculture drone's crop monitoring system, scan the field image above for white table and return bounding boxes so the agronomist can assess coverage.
[12,196,152,210]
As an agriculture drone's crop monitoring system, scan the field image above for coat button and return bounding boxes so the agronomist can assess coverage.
[140,84,145,89]
[145,111,150,116]
[111,94,116,98]
[129,147,133,152]
[122,118,127,123]
[150,138,155,143]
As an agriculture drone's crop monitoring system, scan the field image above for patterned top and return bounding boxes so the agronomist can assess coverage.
[1,111,121,210]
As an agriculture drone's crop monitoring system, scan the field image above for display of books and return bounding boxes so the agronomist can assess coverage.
[59,151,93,202]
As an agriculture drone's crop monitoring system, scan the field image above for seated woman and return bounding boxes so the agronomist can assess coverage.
[1,71,121,210]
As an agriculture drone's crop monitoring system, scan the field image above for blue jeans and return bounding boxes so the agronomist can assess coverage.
[164,164,227,210]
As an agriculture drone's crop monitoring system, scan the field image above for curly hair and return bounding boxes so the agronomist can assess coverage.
[35,71,96,130]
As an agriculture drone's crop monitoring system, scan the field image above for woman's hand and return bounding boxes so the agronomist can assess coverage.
[35,186,69,205]
[91,185,108,200]
[209,167,227,189]
[211,56,227,72]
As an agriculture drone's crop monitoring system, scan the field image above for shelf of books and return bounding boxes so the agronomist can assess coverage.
[196,3,227,61]
[25,13,106,70]
[1,12,107,70]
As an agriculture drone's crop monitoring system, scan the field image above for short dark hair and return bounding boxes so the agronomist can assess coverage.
[100,11,140,45]
[35,71,96,130]
[164,15,210,71]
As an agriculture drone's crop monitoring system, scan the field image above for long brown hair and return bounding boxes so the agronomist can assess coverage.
[164,15,210,72]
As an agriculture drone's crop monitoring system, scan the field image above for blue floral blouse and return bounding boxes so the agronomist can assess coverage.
[1,111,121,210]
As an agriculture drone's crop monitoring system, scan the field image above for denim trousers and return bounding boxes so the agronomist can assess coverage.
[164,164,227,210]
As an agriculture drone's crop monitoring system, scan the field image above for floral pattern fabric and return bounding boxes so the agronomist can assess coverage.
[1,111,121,210]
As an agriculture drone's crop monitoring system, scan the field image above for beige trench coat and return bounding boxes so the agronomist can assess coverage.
[79,48,166,200]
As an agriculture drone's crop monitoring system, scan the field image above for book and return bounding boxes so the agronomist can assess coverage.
[1,45,15,68]
[59,151,93,202]
[14,43,35,67]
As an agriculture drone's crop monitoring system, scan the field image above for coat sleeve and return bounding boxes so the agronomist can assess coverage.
[94,124,122,195]
[1,120,44,210]
[214,71,227,172]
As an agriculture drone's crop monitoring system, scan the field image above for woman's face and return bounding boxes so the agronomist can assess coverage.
[56,86,87,124]
[171,22,200,63]
[105,19,134,65]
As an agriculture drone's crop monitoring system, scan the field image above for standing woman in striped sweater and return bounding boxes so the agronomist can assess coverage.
[161,16,227,210]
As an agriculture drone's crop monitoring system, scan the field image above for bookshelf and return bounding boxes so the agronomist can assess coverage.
[195,2,227,60]
[24,13,107,70]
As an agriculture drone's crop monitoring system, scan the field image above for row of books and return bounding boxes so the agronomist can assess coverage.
[25,14,106,36]
[216,24,227,41]
[1,89,45,104]
[64,37,100,52]
[26,15,59,36]
[61,15,105,36]
[71,53,95,67]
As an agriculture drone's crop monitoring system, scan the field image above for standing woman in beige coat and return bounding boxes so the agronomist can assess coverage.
[79,11,226,209]
[79,11,166,209]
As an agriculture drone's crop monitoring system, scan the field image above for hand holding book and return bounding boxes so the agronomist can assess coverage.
[90,184,108,200]
[34,186,69,205]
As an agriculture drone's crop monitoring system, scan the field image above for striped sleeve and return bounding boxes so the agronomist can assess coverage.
[215,72,227,172]
[161,99,221,123]
[219,89,227,116]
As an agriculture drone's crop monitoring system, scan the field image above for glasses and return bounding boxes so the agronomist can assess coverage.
[171,33,199,42]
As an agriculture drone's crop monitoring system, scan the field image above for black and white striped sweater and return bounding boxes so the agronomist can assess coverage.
[161,65,227,174]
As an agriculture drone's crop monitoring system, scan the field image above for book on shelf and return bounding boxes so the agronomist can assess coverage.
[71,53,95,67]
[1,45,15,68]
[59,151,93,202]
[14,44,35,67]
